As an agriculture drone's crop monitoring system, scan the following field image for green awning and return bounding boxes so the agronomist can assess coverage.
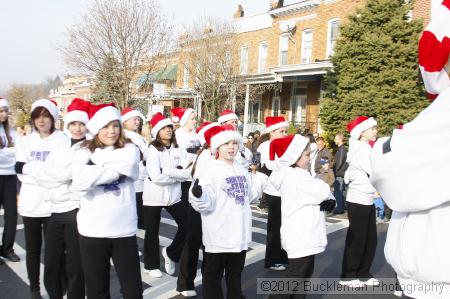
[136,64,178,86]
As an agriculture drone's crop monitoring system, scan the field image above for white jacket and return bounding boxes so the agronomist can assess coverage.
[370,88,450,298]
[344,139,376,205]
[270,166,330,258]
[143,144,191,206]
[16,130,68,217]
[175,128,201,153]
[124,129,149,193]
[0,125,16,175]
[192,149,213,179]
[235,145,253,169]
[257,140,280,196]
[23,139,84,213]
[71,143,140,238]
[189,159,260,253]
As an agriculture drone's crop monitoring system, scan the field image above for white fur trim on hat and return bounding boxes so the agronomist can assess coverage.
[350,117,377,140]
[180,108,194,127]
[218,112,238,124]
[121,110,144,124]
[198,122,220,146]
[151,118,173,138]
[0,99,9,109]
[31,99,59,121]
[210,130,242,154]
[277,134,310,168]
[86,106,121,136]
[266,121,289,133]
[64,110,89,130]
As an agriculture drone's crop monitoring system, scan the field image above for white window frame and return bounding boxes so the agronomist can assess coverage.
[240,46,249,75]
[258,42,268,73]
[326,18,340,58]
[183,65,189,88]
[249,95,262,123]
[279,34,289,66]
[301,29,313,64]
[272,95,280,117]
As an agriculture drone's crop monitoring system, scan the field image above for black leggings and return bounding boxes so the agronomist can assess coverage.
[0,175,17,255]
[23,216,49,291]
[265,193,288,268]
[143,201,188,270]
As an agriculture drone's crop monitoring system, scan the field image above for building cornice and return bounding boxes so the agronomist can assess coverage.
[269,0,321,17]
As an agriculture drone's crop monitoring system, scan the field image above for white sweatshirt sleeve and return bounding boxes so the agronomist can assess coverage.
[283,170,331,208]
[146,146,177,186]
[70,149,121,192]
[189,182,215,214]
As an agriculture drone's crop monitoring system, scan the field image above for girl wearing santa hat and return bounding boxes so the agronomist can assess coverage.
[15,99,69,299]
[143,112,191,278]
[268,135,334,299]
[23,98,90,299]
[340,116,379,288]
[257,116,289,271]
[0,98,20,265]
[189,125,261,299]
[70,103,142,299]
[121,107,147,229]
[176,121,220,297]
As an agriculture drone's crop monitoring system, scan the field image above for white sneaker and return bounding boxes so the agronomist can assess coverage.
[269,264,286,271]
[179,290,197,297]
[144,269,162,278]
[162,247,176,275]
[339,279,363,288]
[362,278,380,286]
[393,290,403,297]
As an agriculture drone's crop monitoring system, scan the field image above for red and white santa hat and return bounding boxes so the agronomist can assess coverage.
[418,0,450,100]
[204,124,241,154]
[86,103,121,135]
[0,97,9,109]
[269,134,310,168]
[346,116,377,140]
[64,98,90,129]
[217,109,238,124]
[121,107,144,124]
[171,107,194,127]
[196,121,220,146]
[31,99,59,121]
[150,112,173,138]
[265,116,289,133]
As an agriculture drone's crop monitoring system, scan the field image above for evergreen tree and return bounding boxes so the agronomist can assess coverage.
[320,0,428,140]
[91,55,125,107]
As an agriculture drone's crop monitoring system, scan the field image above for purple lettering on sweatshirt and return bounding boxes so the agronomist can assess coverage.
[224,175,248,205]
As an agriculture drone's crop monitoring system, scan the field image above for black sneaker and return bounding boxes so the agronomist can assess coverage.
[2,251,20,262]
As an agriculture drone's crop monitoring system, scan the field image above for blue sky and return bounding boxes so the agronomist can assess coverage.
[0,0,299,89]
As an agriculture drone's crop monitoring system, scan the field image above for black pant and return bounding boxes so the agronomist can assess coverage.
[265,194,288,268]
[176,203,203,292]
[143,201,187,270]
[0,175,17,255]
[180,181,191,209]
[136,192,144,229]
[44,209,84,299]
[341,202,377,280]
[202,251,246,299]
[79,235,142,299]
[23,216,49,291]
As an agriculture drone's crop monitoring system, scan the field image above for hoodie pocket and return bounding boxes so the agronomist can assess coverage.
[398,214,416,277]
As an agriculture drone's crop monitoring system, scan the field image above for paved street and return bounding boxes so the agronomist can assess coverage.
[0,208,397,299]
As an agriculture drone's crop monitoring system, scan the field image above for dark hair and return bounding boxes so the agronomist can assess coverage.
[0,106,13,148]
[257,133,270,146]
[306,133,315,143]
[83,120,131,152]
[316,136,325,142]
[248,132,255,138]
[30,106,55,134]
[254,130,260,135]
[151,125,178,151]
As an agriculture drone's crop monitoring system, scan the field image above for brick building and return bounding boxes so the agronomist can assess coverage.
[174,0,433,135]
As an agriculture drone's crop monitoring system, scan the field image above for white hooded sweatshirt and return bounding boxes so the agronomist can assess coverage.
[270,166,330,259]
[344,139,376,205]
[0,125,17,175]
[257,140,280,196]
[189,159,261,253]
[370,87,450,298]
[16,130,68,217]
[143,144,192,206]
[71,143,140,238]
